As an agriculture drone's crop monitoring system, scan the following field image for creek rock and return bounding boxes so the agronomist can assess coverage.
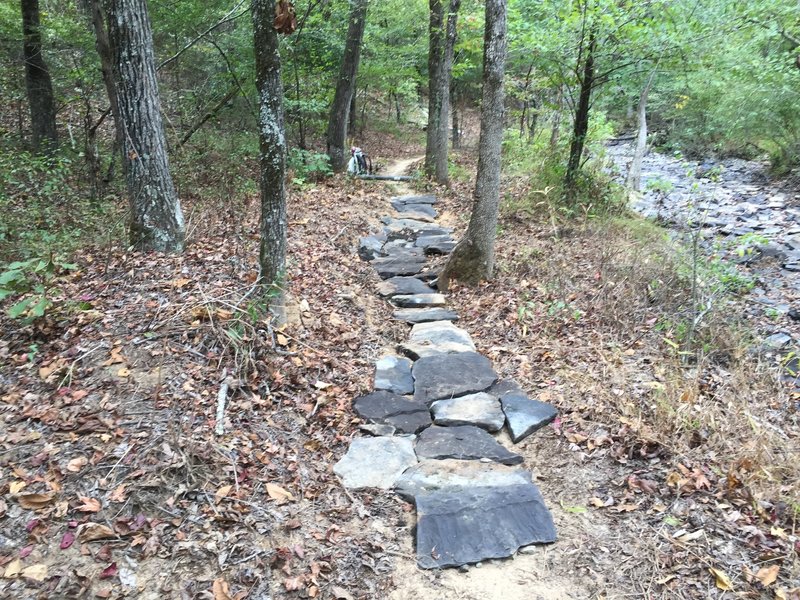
[412,352,496,405]
[374,355,415,395]
[393,307,459,323]
[391,293,447,308]
[353,391,431,434]
[414,484,557,569]
[393,459,531,500]
[490,380,559,443]
[415,425,522,465]
[376,276,433,297]
[333,437,417,489]
[430,392,505,432]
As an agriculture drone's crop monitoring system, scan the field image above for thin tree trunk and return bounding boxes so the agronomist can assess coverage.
[626,69,657,191]
[21,0,57,153]
[439,0,506,289]
[105,0,184,252]
[348,89,357,136]
[424,0,459,185]
[88,0,123,150]
[565,31,596,197]
[252,0,287,285]
[326,0,367,172]
[549,84,562,153]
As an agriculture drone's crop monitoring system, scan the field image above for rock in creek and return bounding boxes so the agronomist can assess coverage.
[393,307,459,323]
[414,484,557,569]
[412,352,496,405]
[354,390,431,434]
[430,392,505,432]
[374,355,414,395]
[333,437,417,489]
[415,425,522,465]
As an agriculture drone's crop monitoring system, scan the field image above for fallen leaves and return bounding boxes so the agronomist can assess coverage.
[266,483,294,503]
[709,567,734,591]
[755,564,780,587]
[2,559,48,582]
[17,492,55,510]
[77,522,116,542]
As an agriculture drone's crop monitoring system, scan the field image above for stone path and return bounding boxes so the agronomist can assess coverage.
[334,192,558,570]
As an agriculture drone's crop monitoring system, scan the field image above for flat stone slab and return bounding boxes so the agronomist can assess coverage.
[393,202,437,218]
[431,392,505,432]
[358,236,385,261]
[400,342,473,359]
[415,484,557,569]
[405,321,475,355]
[496,385,558,443]
[372,255,427,278]
[394,459,531,500]
[395,210,436,223]
[416,235,456,255]
[333,437,417,489]
[374,355,414,394]
[412,352,496,405]
[391,293,447,308]
[393,307,459,323]
[391,194,437,205]
[354,390,431,434]
[376,276,433,297]
[415,425,522,465]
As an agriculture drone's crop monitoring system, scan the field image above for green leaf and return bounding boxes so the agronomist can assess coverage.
[8,297,35,319]
[0,269,23,286]
[30,296,49,318]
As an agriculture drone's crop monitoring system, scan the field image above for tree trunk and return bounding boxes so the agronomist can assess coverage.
[424,0,460,185]
[626,69,657,192]
[348,89,357,136]
[21,0,57,153]
[564,31,596,197]
[452,99,460,149]
[326,0,367,173]
[105,0,184,252]
[252,0,287,285]
[438,0,506,289]
[88,0,123,150]
[549,84,562,154]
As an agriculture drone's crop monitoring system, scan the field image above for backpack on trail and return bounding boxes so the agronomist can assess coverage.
[347,146,372,176]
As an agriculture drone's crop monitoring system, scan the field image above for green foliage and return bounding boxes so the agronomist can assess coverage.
[0,256,77,321]
[288,148,332,183]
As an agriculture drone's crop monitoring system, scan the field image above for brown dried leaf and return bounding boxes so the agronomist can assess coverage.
[212,578,234,600]
[77,497,102,513]
[18,492,55,510]
[78,523,116,542]
[266,483,294,503]
[755,564,779,587]
[709,567,733,591]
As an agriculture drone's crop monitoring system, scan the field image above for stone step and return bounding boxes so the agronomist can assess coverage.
[376,276,434,297]
[333,437,417,490]
[390,293,447,308]
[374,355,414,394]
[430,392,504,432]
[412,351,496,405]
[390,194,437,205]
[393,307,458,323]
[354,390,431,435]
[415,425,523,465]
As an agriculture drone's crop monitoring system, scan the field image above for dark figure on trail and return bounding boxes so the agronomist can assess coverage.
[347,146,372,175]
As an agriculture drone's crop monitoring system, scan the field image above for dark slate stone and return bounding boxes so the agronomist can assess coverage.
[372,255,427,278]
[393,307,459,323]
[333,437,417,489]
[763,332,792,349]
[376,276,434,297]
[353,390,432,434]
[391,194,437,205]
[417,236,457,255]
[415,425,522,465]
[499,391,558,444]
[358,236,385,261]
[412,352,496,405]
[359,423,396,436]
[374,355,414,394]
[415,484,557,569]
[391,293,447,308]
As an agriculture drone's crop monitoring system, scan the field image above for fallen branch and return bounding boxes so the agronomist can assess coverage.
[215,376,232,436]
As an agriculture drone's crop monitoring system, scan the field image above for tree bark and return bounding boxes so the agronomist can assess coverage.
[252,0,287,285]
[326,0,367,173]
[549,84,562,154]
[21,0,57,153]
[438,0,506,289]
[626,69,657,192]
[88,0,123,150]
[424,0,460,185]
[564,31,596,198]
[105,0,185,252]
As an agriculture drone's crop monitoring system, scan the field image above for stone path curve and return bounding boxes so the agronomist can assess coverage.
[334,189,559,569]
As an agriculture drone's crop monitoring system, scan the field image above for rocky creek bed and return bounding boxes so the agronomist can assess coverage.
[607,141,800,390]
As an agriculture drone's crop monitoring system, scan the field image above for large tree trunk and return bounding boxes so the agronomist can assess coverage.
[252,0,287,285]
[326,0,367,173]
[424,0,460,185]
[21,0,57,153]
[565,31,596,197]
[438,0,506,289]
[626,69,657,192]
[105,0,184,252]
